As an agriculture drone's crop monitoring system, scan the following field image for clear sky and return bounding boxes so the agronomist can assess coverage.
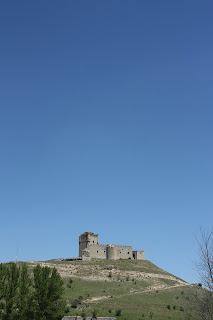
[0,1,212,284]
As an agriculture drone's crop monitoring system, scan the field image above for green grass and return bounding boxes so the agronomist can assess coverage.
[33,259,197,319]
[87,287,197,320]
[64,277,151,301]
[64,285,199,320]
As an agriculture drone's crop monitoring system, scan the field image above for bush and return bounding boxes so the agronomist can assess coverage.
[92,309,98,317]
[167,305,171,310]
[65,306,70,313]
[71,300,78,308]
[116,309,122,316]
[109,309,112,313]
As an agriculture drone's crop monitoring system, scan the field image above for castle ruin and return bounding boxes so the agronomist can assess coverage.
[79,232,145,261]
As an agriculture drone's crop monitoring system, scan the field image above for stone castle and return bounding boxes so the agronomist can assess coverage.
[79,232,145,261]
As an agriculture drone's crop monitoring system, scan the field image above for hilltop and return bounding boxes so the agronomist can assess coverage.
[27,259,199,320]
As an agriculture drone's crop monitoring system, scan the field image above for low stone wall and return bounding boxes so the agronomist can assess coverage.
[62,317,117,320]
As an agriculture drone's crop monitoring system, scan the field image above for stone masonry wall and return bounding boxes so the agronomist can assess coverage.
[79,232,145,260]
[87,244,107,259]
[79,232,99,257]
[132,250,145,260]
[107,245,132,260]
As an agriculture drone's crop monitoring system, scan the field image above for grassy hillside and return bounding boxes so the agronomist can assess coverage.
[27,259,199,320]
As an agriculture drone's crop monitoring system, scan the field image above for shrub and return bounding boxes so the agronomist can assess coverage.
[71,300,78,308]
[108,272,112,278]
[92,309,98,317]
[65,306,70,313]
[116,309,122,316]
[109,309,112,313]
[167,305,171,310]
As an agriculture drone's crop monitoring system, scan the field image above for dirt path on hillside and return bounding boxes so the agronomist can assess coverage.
[85,282,190,303]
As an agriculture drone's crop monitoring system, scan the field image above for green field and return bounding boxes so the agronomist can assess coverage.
[29,259,199,320]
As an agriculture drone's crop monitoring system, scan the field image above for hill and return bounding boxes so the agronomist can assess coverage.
[27,259,198,320]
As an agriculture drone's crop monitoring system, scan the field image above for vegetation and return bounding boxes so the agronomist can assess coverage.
[0,258,205,319]
[190,228,213,319]
[0,263,65,320]
[41,259,200,320]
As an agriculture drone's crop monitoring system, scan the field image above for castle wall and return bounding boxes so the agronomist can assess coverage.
[106,246,117,260]
[132,250,145,260]
[79,232,145,261]
[79,232,98,257]
[81,249,91,261]
[79,242,87,257]
[107,245,132,260]
[87,244,107,259]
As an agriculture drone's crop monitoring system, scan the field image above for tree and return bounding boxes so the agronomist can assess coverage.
[0,263,20,320]
[196,229,213,291]
[33,265,66,320]
[193,228,213,320]
[0,263,65,320]
[16,263,34,320]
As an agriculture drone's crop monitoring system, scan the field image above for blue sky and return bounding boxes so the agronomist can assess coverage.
[0,1,212,283]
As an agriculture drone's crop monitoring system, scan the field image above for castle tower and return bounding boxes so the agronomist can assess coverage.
[106,244,117,260]
[79,232,99,257]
